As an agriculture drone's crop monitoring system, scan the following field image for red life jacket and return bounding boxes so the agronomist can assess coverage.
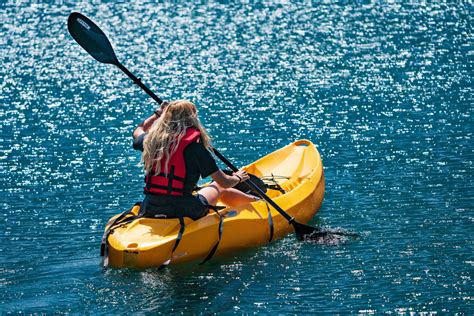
[144,128,201,196]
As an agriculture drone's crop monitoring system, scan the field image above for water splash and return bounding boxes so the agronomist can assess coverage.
[305,228,360,245]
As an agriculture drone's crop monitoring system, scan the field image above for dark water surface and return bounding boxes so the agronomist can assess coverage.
[1,1,472,314]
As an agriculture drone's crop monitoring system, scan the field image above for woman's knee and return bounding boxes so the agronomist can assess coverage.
[198,184,221,205]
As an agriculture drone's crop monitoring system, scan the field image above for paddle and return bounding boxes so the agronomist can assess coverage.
[67,12,164,105]
[67,12,331,241]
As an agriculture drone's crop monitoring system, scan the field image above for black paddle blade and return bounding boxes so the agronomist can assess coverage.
[67,12,119,65]
[293,221,328,241]
[294,221,360,242]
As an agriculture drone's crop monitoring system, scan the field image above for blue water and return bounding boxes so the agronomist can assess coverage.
[1,1,472,313]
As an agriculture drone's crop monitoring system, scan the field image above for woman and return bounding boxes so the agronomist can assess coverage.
[132,100,257,220]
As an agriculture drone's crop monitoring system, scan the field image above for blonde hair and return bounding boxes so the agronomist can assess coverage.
[142,100,212,175]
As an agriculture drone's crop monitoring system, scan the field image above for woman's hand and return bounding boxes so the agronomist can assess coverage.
[233,170,249,183]
[133,102,169,140]
[209,169,250,188]
[154,101,170,117]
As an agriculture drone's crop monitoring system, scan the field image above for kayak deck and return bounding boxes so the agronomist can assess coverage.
[106,139,325,268]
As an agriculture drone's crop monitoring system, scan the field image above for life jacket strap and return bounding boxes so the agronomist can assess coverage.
[145,165,187,195]
[145,171,185,182]
[144,185,185,194]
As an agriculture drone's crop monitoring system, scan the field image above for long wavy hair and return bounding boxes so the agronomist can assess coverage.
[142,100,212,175]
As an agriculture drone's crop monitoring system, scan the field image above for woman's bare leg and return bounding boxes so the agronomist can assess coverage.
[218,188,257,207]
[197,184,221,206]
[198,182,257,207]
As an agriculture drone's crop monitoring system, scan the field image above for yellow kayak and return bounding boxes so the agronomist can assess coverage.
[104,139,325,269]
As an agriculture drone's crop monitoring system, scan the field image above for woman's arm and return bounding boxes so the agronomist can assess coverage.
[132,112,159,140]
[132,103,168,140]
[210,169,249,188]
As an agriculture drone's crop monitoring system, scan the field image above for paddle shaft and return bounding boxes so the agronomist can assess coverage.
[116,62,164,105]
[211,148,295,224]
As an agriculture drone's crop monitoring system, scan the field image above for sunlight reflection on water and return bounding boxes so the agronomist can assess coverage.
[1,1,472,313]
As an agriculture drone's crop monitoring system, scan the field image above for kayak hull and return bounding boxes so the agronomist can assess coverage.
[105,139,325,268]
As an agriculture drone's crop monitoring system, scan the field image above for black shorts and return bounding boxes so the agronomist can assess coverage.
[141,193,210,221]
